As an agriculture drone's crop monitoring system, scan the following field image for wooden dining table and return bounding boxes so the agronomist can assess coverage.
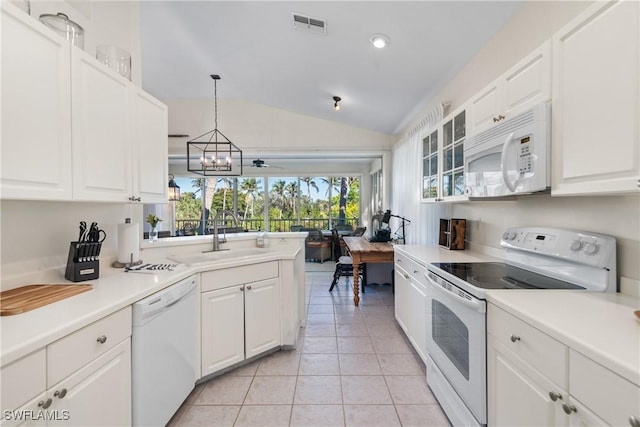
[342,236,395,306]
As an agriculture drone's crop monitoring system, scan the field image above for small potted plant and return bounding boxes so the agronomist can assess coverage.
[146,214,163,242]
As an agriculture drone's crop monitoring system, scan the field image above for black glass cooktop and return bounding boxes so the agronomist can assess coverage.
[430,262,585,290]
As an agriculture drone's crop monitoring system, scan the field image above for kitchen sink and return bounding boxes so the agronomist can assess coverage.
[168,248,275,266]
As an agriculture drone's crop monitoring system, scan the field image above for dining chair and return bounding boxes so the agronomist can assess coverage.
[329,229,366,292]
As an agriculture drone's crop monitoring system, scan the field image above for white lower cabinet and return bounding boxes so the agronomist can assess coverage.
[201,262,281,377]
[393,264,410,333]
[488,303,640,426]
[201,285,246,374]
[244,278,280,359]
[407,279,427,362]
[0,307,132,427]
[394,252,428,363]
[488,337,566,426]
[47,339,131,427]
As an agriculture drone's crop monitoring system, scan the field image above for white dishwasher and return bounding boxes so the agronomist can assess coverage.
[132,275,198,426]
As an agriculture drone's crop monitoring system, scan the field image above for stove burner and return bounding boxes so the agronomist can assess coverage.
[431,262,585,290]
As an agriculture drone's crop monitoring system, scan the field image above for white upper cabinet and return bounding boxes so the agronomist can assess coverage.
[0,3,168,203]
[421,103,468,203]
[469,40,552,136]
[551,0,639,196]
[71,49,133,202]
[133,90,169,203]
[1,3,72,200]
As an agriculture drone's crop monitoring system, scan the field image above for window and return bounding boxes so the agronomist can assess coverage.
[150,174,360,237]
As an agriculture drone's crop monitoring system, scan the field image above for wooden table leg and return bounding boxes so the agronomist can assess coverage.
[352,261,360,306]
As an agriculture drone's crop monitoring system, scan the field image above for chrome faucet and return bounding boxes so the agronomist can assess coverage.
[206,209,240,252]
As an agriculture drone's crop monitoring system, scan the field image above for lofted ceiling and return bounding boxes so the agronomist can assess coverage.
[140,1,523,137]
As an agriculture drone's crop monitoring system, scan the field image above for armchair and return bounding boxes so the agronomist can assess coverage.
[304,228,332,263]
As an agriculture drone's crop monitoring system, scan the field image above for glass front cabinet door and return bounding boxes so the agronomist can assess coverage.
[421,104,469,203]
[422,128,440,201]
[441,108,466,199]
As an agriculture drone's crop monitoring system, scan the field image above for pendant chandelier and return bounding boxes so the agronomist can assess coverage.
[187,75,243,176]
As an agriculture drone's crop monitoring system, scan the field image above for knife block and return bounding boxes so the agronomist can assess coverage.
[65,241,100,282]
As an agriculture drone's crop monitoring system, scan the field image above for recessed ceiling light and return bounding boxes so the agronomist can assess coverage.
[371,34,389,49]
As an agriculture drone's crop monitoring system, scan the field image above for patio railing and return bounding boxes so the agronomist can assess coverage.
[173,217,359,236]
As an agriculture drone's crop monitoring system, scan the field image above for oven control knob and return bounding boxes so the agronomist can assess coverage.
[570,240,583,252]
[583,242,599,255]
[502,232,516,241]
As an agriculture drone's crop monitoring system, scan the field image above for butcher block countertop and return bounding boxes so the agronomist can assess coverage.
[0,284,92,316]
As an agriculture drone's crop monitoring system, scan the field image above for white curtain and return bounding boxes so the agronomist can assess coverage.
[390,103,447,245]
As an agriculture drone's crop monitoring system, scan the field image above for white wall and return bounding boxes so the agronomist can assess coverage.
[164,98,395,157]
[392,0,640,282]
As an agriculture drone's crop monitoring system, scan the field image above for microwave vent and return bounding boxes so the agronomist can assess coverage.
[471,109,536,146]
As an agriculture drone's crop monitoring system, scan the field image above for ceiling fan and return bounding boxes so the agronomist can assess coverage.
[245,159,282,169]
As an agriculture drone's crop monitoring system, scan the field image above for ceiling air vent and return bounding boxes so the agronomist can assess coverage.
[292,12,326,35]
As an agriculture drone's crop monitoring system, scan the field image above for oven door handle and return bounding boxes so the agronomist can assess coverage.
[500,132,518,193]
[425,273,485,313]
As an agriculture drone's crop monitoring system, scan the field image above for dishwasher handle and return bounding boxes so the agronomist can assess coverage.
[133,277,197,325]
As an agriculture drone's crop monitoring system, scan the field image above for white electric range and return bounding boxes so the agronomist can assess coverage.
[424,226,617,427]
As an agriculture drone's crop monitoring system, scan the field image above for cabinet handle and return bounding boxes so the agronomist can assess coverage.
[240,286,245,291]
[548,391,562,401]
[562,403,577,415]
[96,335,107,344]
[247,285,252,290]
[38,398,52,409]
[128,196,141,202]
[510,334,521,343]
[413,270,418,274]
[54,388,67,399]
[630,416,640,427]
[404,274,410,280]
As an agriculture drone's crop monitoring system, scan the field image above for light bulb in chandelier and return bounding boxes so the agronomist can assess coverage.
[333,96,342,111]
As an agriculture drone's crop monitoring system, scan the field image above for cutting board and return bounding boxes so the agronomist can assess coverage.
[0,284,93,316]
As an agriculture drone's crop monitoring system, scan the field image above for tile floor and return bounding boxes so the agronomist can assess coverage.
[168,265,451,426]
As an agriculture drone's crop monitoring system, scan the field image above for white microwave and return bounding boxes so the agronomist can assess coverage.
[464,102,551,198]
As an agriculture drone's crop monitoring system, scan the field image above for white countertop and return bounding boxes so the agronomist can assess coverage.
[488,290,640,387]
[0,246,300,367]
[395,244,499,266]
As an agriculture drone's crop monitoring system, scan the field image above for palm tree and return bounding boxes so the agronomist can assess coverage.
[301,177,319,201]
[270,180,287,219]
[218,177,234,211]
[337,177,351,225]
[285,181,299,217]
[240,178,260,219]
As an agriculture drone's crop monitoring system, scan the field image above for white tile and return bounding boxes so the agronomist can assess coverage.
[294,375,342,404]
[299,353,340,375]
[339,353,382,375]
[385,376,437,404]
[341,376,392,404]
[244,376,296,404]
[194,375,252,405]
[377,353,425,376]
[256,350,300,376]
[343,405,400,427]
[179,405,239,427]
[290,405,345,427]
[234,405,291,427]
[302,336,338,353]
[395,404,452,426]
[337,336,375,354]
